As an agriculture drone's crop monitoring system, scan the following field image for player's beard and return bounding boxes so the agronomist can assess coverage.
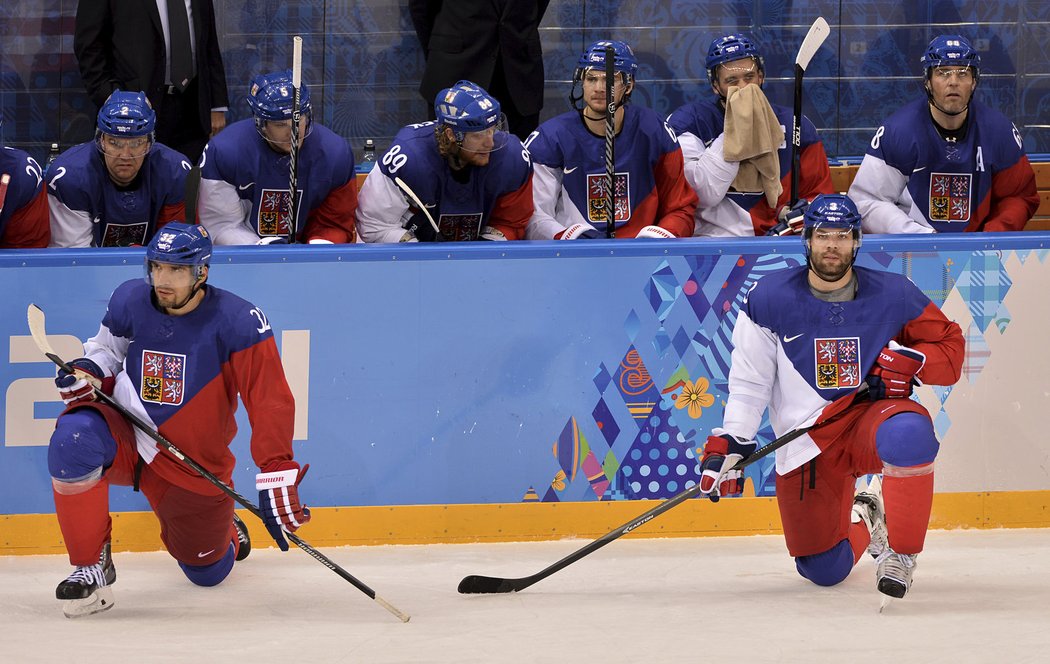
[809,249,853,284]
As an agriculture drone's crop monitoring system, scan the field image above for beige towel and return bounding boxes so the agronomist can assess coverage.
[723,84,785,207]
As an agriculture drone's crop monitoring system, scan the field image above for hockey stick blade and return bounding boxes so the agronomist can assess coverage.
[457,387,867,595]
[27,303,410,623]
[795,17,830,71]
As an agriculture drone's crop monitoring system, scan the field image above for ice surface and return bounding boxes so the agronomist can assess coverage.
[4,529,1049,663]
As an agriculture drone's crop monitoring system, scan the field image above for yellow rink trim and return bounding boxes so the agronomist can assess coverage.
[2,490,1048,556]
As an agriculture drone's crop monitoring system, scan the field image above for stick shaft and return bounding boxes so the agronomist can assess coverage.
[287,36,303,243]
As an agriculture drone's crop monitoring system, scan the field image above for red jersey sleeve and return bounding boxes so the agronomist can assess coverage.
[304,177,359,243]
[229,337,296,470]
[487,173,534,241]
[653,148,698,237]
[981,156,1039,232]
[898,302,964,386]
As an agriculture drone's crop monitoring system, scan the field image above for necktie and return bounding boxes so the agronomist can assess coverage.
[167,0,194,91]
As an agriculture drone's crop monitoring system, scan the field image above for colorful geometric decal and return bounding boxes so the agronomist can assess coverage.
[522,247,1026,504]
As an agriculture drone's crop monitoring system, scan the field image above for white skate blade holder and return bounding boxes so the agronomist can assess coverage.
[63,587,115,619]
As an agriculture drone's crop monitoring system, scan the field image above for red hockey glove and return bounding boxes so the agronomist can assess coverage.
[699,432,758,502]
[256,461,311,551]
[55,358,113,405]
[865,341,926,400]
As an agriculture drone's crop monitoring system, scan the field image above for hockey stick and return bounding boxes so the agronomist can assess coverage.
[394,175,444,241]
[604,45,616,239]
[458,386,866,594]
[286,36,303,244]
[26,304,410,623]
[789,17,830,206]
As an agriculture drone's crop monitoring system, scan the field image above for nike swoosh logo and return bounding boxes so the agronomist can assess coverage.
[911,167,926,174]
[197,549,216,558]
[783,333,804,343]
[564,166,578,174]
[238,182,254,191]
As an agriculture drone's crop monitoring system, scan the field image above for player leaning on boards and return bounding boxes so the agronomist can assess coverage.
[355,80,533,242]
[698,194,964,606]
[524,39,698,240]
[666,33,834,237]
[848,35,1038,233]
[46,223,310,618]
[197,70,358,244]
[48,91,191,247]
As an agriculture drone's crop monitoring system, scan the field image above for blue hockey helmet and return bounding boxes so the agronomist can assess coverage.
[434,80,508,149]
[706,34,764,82]
[802,194,863,259]
[575,40,639,82]
[246,70,312,122]
[145,223,213,282]
[96,90,156,137]
[921,35,980,81]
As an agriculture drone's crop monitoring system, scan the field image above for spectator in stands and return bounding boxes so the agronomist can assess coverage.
[849,35,1038,233]
[48,91,190,248]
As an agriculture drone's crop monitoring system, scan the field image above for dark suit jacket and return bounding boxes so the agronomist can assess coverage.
[410,0,549,116]
[74,0,229,133]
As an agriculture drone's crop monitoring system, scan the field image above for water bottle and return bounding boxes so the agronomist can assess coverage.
[357,139,377,174]
[43,143,60,177]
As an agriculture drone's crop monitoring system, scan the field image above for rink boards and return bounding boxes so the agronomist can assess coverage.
[2,236,1049,554]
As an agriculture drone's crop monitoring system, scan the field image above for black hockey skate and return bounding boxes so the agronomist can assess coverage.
[56,542,116,618]
[233,513,251,562]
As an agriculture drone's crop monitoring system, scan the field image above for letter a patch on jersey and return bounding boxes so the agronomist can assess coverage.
[141,350,186,405]
[587,172,630,225]
[814,337,861,389]
[928,173,971,223]
[257,188,301,237]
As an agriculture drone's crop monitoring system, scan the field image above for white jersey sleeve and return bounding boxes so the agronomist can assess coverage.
[526,162,568,240]
[47,194,94,248]
[849,155,935,234]
[721,308,777,440]
[679,132,739,206]
[355,170,414,243]
[196,177,257,245]
[82,322,131,377]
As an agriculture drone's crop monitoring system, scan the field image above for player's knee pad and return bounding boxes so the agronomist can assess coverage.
[178,543,236,587]
[875,412,939,467]
[795,539,854,587]
[48,409,117,494]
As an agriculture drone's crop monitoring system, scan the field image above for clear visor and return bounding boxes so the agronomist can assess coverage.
[457,113,510,154]
[256,116,314,148]
[144,260,204,286]
[930,67,974,81]
[96,132,153,159]
[581,69,630,88]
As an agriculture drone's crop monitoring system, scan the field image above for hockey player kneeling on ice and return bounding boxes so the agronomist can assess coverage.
[698,194,964,604]
[47,223,309,618]
[355,80,533,242]
[197,70,358,244]
[524,39,697,241]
